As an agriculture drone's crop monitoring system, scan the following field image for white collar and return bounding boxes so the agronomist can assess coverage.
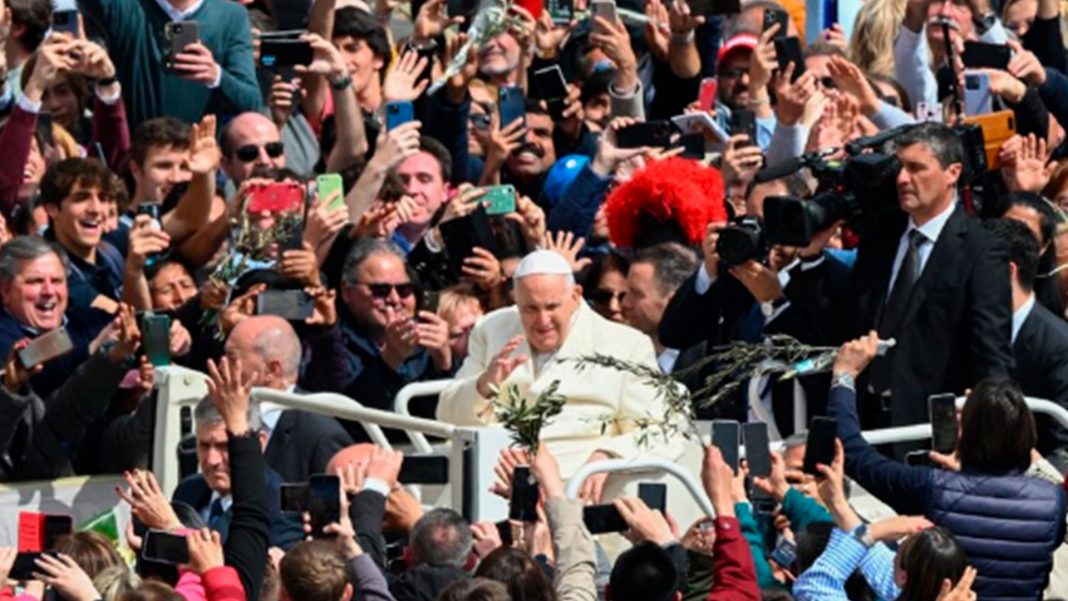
[1012,293,1037,345]
[906,200,955,244]
[208,491,233,513]
[153,0,205,22]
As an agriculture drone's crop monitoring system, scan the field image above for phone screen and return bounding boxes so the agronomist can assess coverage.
[42,515,73,551]
[743,422,771,477]
[583,504,628,534]
[256,290,315,321]
[509,466,539,522]
[712,420,741,474]
[142,530,190,565]
[317,174,345,211]
[731,109,757,146]
[482,185,517,215]
[803,416,838,476]
[928,393,958,454]
[140,313,171,367]
[498,86,527,131]
[308,474,341,538]
[698,78,718,112]
[18,327,75,369]
[398,455,450,484]
[638,483,667,513]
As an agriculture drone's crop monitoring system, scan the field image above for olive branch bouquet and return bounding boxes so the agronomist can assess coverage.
[485,380,566,452]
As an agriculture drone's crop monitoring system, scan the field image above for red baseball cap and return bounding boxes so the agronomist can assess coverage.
[716,33,759,73]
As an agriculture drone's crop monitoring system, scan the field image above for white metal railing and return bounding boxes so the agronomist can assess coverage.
[393,380,454,454]
[565,457,716,518]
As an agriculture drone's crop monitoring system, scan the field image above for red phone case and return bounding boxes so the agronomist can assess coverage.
[514,0,545,18]
[247,182,304,214]
[698,79,718,112]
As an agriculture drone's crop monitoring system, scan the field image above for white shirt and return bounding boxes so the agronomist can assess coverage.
[886,201,956,298]
[260,384,297,444]
[1012,293,1036,346]
[657,348,680,374]
[202,491,233,523]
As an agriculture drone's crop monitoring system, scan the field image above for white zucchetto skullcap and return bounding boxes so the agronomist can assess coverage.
[513,250,575,283]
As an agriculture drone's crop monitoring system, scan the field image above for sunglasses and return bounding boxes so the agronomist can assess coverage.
[719,67,748,80]
[358,281,415,299]
[235,142,285,163]
[587,288,625,305]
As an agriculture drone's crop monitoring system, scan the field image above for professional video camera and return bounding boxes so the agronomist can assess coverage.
[716,215,766,267]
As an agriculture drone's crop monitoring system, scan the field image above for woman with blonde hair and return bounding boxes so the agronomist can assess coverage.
[847,0,908,77]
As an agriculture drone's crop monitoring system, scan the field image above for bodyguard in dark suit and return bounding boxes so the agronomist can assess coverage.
[775,123,1014,430]
[986,218,1068,473]
[224,315,353,483]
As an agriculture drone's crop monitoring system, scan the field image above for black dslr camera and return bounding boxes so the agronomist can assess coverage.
[716,215,767,267]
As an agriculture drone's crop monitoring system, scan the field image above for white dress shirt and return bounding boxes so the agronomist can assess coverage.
[886,201,956,298]
[1012,293,1036,346]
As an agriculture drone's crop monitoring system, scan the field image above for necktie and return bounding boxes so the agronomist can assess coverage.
[868,230,926,396]
[208,498,225,529]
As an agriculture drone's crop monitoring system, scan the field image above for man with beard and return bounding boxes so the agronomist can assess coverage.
[477,30,523,86]
[714,32,776,148]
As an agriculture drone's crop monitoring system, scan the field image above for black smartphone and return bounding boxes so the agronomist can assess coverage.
[140,312,171,367]
[803,416,838,476]
[731,109,757,146]
[743,422,772,478]
[256,289,315,321]
[712,420,741,475]
[547,0,574,23]
[928,393,958,455]
[905,450,933,467]
[762,7,788,38]
[142,529,190,565]
[308,474,341,538]
[18,326,74,369]
[43,514,73,550]
[164,21,199,70]
[638,482,667,513]
[675,133,705,159]
[276,217,305,260]
[534,65,569,121]
[498,85,527,131]
[962,41,1011,70]
[439,204,500,278]
[10,552,57,581]
[509,466,539,522]
[138,200,163,223]
[686,0,740,15]
[280,483,309,513]
[494,519,514,547]
[398,455,449,484]
[583,504,629,534]
[259,38,314,69]
[51,9,79,36]
[616,121,674,148]
[774,37,806,81]
[415,45,436,86]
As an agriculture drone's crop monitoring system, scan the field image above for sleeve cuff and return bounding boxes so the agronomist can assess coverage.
[17,94,42,114]
[95,84,122,105]
[695,263,715,294]
[362,477,392,497]
[208,66,223,89]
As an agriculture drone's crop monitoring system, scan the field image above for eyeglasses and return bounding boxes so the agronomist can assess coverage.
[719,67,748,80]
[234,142,285,163]
[587,288,625,305]
[469,114,491,130]
[357,281,415,299]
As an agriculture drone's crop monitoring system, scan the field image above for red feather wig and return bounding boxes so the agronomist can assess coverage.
[604,157,728,248]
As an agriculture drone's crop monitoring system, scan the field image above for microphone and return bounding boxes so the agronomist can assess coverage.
[845,123,916,156]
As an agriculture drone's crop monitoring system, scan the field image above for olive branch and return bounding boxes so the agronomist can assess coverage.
[486,380,567,452]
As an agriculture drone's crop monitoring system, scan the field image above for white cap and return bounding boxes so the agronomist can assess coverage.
[513,250,575,283]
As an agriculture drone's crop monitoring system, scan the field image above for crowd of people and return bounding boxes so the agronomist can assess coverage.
[3,0,1068,595]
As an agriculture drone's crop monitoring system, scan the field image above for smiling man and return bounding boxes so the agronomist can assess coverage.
[438,250,684,499]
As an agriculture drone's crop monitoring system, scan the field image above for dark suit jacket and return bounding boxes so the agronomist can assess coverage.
[1014,301,1068,469]
[172,466,303,550]
[264,408,353,483]
[778,206,1014,427]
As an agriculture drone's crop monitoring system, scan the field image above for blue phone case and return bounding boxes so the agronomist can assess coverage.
[386,101,414,131]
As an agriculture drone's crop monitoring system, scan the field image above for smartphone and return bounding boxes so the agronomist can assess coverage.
[36,112,53,149]
[743,422,772,478]
[964,72,994,116]
[774,37,806,81]
[638,482,667,513]
[712,420,741,474]
[415,45,435,86]
[498,85,526,132]
[762,7,788,38]
[686,0,739,15]
[583,504,628,534]
[317,173,345,212]
[534,65,569,121]
[308,474,341,538]
[10,552,57,581]
[18,326,75,369]
[769,537,797,569]
[256,289,315,321]
[440,204,500,277]
[616,121,674,148]
[509,466,539,522]
[671,112,729,143]
[547,0,573,24]
[137,201,163,226]
[494,520,514,547]
[140,313,171,367]
[731,109,757,146]
[915,101,943,123]
[674,133,705,159]
[962,41,1012,70]
[275,214,305,259]
[142,530,190,565]
[698,78,718,112]
[398,455,450,484]
[905,450,933,467]
[386,100,414,132]
[279,483,309,513]
[803,416,838,476]
[481,185,516,215]
[247,181,304,214]
[591,0,617,31]
[962,109,1015,170]
[259,38,314,69]
[164,21,199,70]
[928,393,958,455]
[51,9,79,36]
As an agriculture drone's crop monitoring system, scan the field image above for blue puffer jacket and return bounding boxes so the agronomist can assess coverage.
[928,470,1065,600]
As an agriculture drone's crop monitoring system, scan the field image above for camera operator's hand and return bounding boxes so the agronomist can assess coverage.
[729,260,783,303]
[370,121,422,171]
[506,195,547,248]
[749,25,779,104]
[701,221,728,278]
[31,554,99,601]
[832,330,879,379]
[172,42,221,87]
[701,445,736,518]
[24,34,77,102]
[722,134,763,187]
[1007,39,1046,88]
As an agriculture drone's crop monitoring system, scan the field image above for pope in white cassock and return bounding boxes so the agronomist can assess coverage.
[437,250,687,502]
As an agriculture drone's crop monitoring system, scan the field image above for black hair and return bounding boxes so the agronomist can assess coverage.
[795,523,876,601]
[609,542,678,601]
[131,118,191,166]
[958,377,1036,473]
[897,527,968,601]
[984,217,1040,291]
[474,547,554,601]
[39,158,116,207]
[8,0,50,52]
[885,123,964,169]
[332,7,391,59]
[419,136,453,183]
[632,242,701,297]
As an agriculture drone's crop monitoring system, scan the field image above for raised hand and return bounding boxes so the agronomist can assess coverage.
[278,242,321,286]
[505,195,546,248]
[827,56,880,116]
[471,522,505,558]
[127,214,172,272]
[749,25,779,98]
[482,114,527,169]
[371,121,422,171]
[556,85,585,140]
[185,528,225,574]
[773,67,817,126]
[438,184,488,225]
[668,0,704,35]
[832,330,880,379]
[644,0,671,61]
[413,0,463,44]
[751,451,791,501]
[380,311,419,370]
[269,75,301,129]
[868,515,932,542]
[491,447,532,498]
[31,554,99,601]
[999,133,1052,193]
[531,445,564,499]
[294,33,348,81]
[462,247,503,292]
[415,310,452,371]
[305,286,338,328]
[1007,39,1046,88]
[383,50,429,103]
[303,195,349,251]
[592,117,648,177]
[616,497,677,545]
[186,114,220,175]
[476,335,528,398]
[814,439,848,512]
[72,39,116,81]
[365,446,404,490]
[205,356,257,434]
[534,10,576,60]
[937,566,978,601]
[701,445,736,518]
[116,469,181,530]
[721,134,763,187]
[680,519,716,556]
[541,231,592,272]
[108,303,142,363]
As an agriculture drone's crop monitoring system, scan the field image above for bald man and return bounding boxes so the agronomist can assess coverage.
[437,251,685,501]
[225,315,352,482]
[221,112,287,187]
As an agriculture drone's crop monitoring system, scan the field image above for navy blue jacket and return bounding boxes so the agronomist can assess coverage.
[546,163,612,239]
[0,307,111,398]
[829,385,1066,599]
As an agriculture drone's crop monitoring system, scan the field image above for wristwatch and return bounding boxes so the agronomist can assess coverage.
[974,10,998,34]
[852,524,875,548]
[760,296,787,317]
[330,74,353,91]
